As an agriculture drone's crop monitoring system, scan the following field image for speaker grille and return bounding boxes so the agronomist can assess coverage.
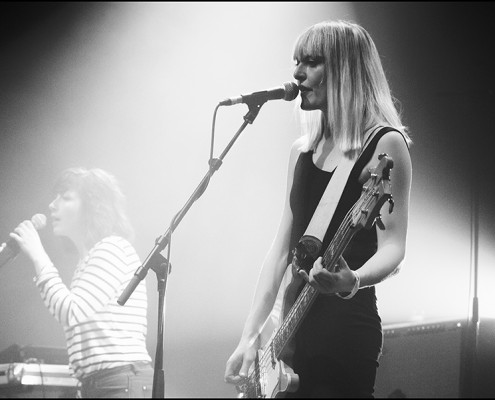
[374,320,464,398]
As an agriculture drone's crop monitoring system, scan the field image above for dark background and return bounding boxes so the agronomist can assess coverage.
[0,2,494,397]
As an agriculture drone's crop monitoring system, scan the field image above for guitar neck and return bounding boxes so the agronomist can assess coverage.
[271,212,360,359]
[240,154,393,398]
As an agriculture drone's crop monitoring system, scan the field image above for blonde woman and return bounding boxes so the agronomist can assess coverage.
[225,20,412,397]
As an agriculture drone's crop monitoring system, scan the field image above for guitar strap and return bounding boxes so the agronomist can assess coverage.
[270,125,387,328]
[296,124,386,262]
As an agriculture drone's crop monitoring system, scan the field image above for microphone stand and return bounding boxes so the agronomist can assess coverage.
[117,100,266,398]
[460,154,480,398]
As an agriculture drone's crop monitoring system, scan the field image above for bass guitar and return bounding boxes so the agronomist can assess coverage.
[236,153,395,398]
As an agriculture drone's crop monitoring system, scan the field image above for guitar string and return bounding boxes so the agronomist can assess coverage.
[242,174,384,394]
[249,206,359,389]
[250,189,375,383]
[246,180,378,387]
[279,180,378,332]
[252,164,391,394]
[257,182,379,382]
[271,189,371,354]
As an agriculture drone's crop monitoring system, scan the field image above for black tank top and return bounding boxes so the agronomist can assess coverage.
[288,127,400,361]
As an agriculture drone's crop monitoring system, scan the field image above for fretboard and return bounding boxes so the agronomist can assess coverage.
[271,211,359,359]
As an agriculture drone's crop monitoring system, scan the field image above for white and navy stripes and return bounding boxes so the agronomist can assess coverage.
[35,236,151,379]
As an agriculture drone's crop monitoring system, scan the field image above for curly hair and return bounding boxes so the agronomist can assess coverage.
[52,167,135,248]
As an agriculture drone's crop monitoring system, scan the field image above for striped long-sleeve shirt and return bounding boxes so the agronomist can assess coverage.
[35,235,152,379]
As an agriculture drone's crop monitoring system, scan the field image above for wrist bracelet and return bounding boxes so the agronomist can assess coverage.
[336,270,360,300]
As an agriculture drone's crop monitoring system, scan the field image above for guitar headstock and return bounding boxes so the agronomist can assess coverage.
[351,153,394,231]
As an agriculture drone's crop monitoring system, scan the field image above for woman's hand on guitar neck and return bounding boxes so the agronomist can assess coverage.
[297,256,357,295]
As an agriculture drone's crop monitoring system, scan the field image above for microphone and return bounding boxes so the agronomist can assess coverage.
[219,82,299,106]
[0,214,47,268]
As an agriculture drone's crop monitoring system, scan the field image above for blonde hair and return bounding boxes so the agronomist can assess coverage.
[293,20,412,156]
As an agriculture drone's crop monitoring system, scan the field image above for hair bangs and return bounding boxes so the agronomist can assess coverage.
[52,168,86,195]
[293,25,325,62]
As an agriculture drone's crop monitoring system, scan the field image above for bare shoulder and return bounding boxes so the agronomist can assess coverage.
[288,137,305,165]
[291,136,306,153]
[375,130,412,173]
[375,130,411,156]
[360,130,412,184]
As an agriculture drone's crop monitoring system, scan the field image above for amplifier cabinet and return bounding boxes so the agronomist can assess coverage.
[374,319,464,398]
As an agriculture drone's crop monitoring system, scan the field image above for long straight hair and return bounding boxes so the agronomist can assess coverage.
[293,20,412,157]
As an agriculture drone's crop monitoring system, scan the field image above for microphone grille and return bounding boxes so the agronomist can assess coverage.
[283,82,299,101]
[31,214,47,231]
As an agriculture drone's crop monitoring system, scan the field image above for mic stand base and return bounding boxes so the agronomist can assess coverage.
[150,254,170,399]
[118,100,267,398]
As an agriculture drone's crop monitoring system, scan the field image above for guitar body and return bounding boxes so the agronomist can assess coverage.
[256,349,299,398]
[239,284,299,398]
[252,334,300,398]
[236,267,301,398]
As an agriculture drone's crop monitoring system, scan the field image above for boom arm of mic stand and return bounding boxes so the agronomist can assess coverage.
[117,101,265,306]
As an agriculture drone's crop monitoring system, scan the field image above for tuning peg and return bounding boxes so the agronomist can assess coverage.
[388,197,395,213]
[375,215,385,230]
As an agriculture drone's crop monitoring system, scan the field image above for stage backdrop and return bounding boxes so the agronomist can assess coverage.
[0,2,493,397]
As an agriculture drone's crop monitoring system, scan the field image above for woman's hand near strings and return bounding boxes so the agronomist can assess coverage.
[298,256,356,294]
